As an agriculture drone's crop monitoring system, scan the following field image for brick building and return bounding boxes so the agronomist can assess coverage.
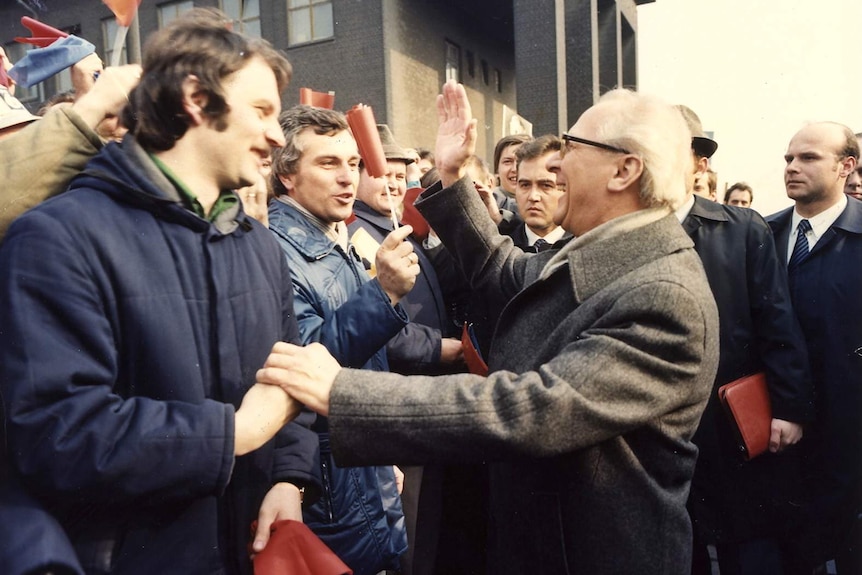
[1,0,653,159]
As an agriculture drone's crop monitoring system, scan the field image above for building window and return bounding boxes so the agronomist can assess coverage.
[102,17,128,65]
[221,0,262,38]
[3,43,42,104]
[465,50,474,78]
[481,59,488,85]
[445,41,460,83]
[494,68,501,93]
[288,0,333,46]
[158,1,195,28]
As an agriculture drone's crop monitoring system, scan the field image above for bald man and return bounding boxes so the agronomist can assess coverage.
[767,122,862,574]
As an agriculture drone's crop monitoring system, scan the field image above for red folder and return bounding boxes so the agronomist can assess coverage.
[253,520,352,575]
[400,186,430,241]
[345,104,386,178]
[461,323,488,377]
[717,372,771,461]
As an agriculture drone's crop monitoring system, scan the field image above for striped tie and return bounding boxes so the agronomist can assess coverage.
[788,219,811,269]
[532,238,551,252]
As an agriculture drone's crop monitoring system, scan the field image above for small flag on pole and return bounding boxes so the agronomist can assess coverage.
[102,0,142,66]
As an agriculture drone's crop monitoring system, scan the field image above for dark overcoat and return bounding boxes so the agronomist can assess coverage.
[767,198,862,562]
[683,195,813,542]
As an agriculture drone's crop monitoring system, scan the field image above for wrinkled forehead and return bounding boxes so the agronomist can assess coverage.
[297,127,358,155]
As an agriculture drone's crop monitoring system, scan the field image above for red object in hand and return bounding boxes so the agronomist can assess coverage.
[253,520,352,575]
[345,104,387,178]
[15,17,68,48]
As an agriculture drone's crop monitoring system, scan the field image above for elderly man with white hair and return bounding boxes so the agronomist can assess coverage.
[257,81,720,575]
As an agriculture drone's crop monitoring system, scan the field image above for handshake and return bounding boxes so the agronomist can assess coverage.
[234,341,341,457]
[234,224,420,458]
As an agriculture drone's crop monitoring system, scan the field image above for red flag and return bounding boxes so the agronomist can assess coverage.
[102,0,142,27]
[15,17,68,47]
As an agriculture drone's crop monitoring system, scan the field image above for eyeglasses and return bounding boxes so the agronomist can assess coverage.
[561,133,630,155]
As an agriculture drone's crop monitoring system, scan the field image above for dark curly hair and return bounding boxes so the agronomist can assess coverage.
[123,8,292,152]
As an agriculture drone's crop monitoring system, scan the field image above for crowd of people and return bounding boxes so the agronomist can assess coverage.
[0,8,859,575]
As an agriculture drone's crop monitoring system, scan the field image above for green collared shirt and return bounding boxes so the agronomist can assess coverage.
[149,154,238,222]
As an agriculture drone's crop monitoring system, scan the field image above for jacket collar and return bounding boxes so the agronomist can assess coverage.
[73,136,245,235]
[352,201,397,231]
[832,196,862,234]
[268,198,340,260]
[681,195,729,234]
[560,212,694,304]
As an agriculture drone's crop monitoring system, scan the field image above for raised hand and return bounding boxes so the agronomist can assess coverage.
[375,224,420,305]
[435,80,477,188]
[72,63,142,131]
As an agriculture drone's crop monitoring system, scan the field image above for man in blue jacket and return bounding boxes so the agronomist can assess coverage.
[267,105,418,575]
[0,10,318,574]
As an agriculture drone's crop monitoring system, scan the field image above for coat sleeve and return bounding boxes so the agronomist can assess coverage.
[415,177,530,314]
[290,270,409,368]
[0,212,235,505]
[745,212,815,422]
[385,322,443,375]
[0,105,103,241]
[327,278,715,466]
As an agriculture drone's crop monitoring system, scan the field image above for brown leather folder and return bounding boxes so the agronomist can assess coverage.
[717,372,771,461]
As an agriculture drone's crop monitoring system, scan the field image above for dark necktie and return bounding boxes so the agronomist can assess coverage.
[532,238,551,252]
[788,219,812,270]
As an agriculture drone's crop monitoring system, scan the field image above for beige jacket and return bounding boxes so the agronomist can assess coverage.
[0,105,102,241]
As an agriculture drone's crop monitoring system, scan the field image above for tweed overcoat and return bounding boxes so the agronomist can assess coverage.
[326,177,720,575]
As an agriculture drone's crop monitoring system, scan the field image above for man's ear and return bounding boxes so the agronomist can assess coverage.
[839,155,857,178]
[694,155,709,175]
[181,75,209,126]
[607,155,643,193]
[277,173,295,195]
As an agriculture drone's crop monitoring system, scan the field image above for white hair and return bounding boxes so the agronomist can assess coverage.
[593,89,692,210]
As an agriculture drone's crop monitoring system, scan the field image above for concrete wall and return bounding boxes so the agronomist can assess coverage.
[385,0,517,161]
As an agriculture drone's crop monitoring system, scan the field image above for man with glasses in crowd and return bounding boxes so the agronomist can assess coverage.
[254,81,720,575]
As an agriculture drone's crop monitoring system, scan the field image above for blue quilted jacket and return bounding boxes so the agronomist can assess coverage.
[269,199,408,575]
[0,137,320,575]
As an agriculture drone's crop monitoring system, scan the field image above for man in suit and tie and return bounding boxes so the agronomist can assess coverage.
[498,135,572,252]
[676,105,814,575]
[766,121,862,575]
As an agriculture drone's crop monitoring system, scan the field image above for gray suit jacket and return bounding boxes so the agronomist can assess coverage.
[328,177,719,575]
